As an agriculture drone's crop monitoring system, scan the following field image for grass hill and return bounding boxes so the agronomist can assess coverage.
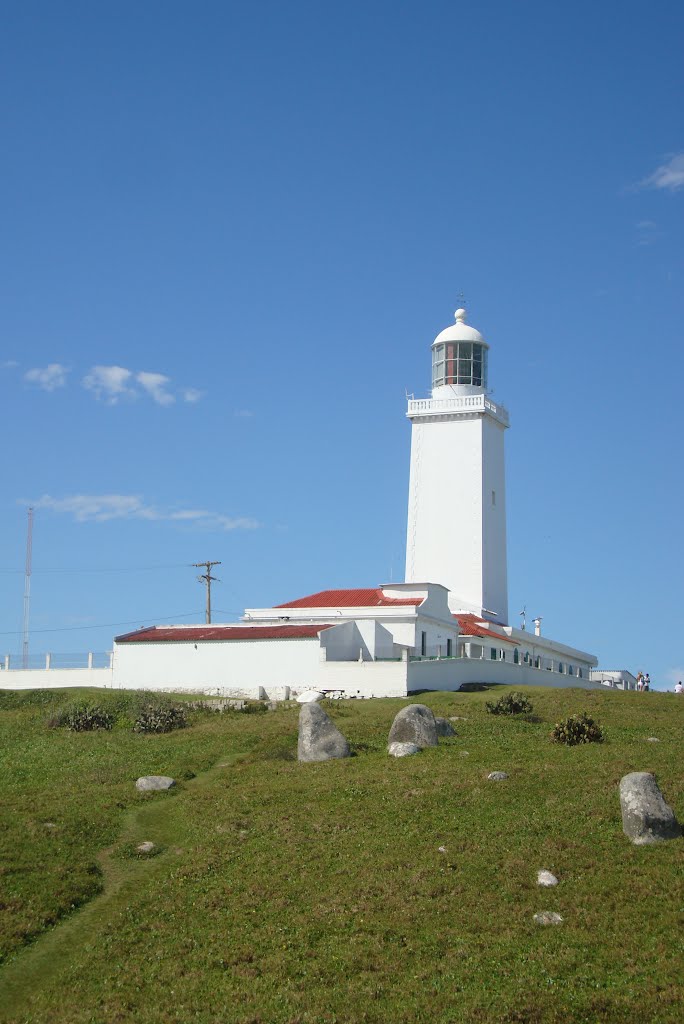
[0,685,682,1023]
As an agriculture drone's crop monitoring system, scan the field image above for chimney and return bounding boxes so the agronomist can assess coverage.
[533,617,542,637]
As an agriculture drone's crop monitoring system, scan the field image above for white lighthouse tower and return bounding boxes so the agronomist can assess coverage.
[405,308,510,624]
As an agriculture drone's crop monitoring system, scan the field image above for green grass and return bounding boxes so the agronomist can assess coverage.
[0,685,682,1023]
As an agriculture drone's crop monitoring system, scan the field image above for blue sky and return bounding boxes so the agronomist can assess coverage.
[1,1,683,688]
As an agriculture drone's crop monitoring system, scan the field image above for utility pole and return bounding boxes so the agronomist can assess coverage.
[22,507,34,669]
[193,561,221,624]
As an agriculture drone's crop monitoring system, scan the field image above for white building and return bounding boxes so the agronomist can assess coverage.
[1,304,601,697]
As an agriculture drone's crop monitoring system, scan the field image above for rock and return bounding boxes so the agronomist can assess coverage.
[438,846,447,853]
[619,772,682,845]
[534,912,563,926]
[537,870,558,887]
[646,737,660,742]
[136,841,156,854]
[296,689,326,704]
[459,750,470,757]
[449,716,467,721]
[387,704,438,749]
[487,771,509,781]
[435,717,456,737]
[388,741,420,757]
[136,775,176,792]
[297,702,350,762]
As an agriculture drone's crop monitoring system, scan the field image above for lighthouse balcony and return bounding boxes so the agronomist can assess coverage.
[407,394,509,426]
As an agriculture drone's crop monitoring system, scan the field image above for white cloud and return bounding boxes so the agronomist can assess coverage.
[183,388,203,403]
[640,154,684,192]
[24,363,69,391]
[136,371,175,406]
[82,365,136,404]
[31,493,260,531]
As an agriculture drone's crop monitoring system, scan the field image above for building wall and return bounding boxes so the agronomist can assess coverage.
[113,637,323,698]
[407,657,603,692]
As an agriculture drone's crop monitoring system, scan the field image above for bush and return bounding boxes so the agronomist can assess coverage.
[485,691,533,716]
[552,712,604,746]
[51,702,114,732]
[133,702,188,734]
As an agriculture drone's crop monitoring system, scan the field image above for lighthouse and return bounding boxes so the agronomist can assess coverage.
[405,308,509,624]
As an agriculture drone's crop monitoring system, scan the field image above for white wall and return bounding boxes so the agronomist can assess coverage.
[113,638,323,698]
[407,657,603,692]
[481,415,508,623]
[0,667,113,690]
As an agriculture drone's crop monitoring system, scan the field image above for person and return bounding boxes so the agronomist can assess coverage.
[636,671,643,692]
[675,681,683,694]
[643,673,650,692]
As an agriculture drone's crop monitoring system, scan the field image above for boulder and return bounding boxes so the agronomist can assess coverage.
[487,771,509,781]
[296,689,325,704]
[435,717,456,737]
[136,775,176,792]
[388,741,420,758]
[136,841,156,854]
[537,870,558,887]
[387,704,438,749]
[298,702,350,762]
[619,772,682,845]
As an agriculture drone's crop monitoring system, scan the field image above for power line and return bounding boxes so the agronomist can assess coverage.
[0,611,204,637]
[0,563,191,575]
[193,561,221,624]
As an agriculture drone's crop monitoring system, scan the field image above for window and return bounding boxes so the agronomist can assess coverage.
[446,638,452,657]
[492,490,496,507]
[535,655,541,669]
[568,665,574,676]
[557,662,564,674]
[432,341,488,389]
[578,668,583,679]
[500,650,506,661]
[421,631,427,656]
[513,648,519,664]
[490,647,497,660]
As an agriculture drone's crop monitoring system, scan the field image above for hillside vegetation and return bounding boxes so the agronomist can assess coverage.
[0,685,682,1023]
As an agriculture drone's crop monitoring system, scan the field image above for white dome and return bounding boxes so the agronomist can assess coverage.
[432,308,487,347]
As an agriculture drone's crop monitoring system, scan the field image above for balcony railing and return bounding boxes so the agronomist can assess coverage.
[407,394,509,425]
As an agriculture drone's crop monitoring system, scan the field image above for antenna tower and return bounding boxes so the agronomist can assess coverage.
[22,507,34,669]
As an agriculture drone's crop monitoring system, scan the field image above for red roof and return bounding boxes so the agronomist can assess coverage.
[115,624,334,644]
[454,614,516,644]
[275,588,423,608]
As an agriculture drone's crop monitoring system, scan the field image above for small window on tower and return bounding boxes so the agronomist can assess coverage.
[492,490,496,507]
[421,631,427,657]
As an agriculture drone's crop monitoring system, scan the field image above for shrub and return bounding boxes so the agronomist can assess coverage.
[51,702,114,732]
[485,691,533,716]
[133,702,188,734]
[552,712,604,746]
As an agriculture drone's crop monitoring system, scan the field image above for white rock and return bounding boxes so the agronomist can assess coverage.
[388,741,420,757]
[296,690,326,704]
[136,775,176,792]
[136,841,156,854]
[533,912,563,925]
[537,870,558,887]
[487,771,509,781]
[646,737,660,743]
[438,846,447,853]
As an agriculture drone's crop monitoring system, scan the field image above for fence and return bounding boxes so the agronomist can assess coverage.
[0,652,113,671]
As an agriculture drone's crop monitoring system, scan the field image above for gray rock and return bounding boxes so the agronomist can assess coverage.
[435,717,456,737]
[537,870,558,887]
[619,772,682,845]
[388,741,420,757]
[297,702,350,762]
[136,775,176,792]
[646,737,660,743]
[534,912,563,925]
[387,704,438,749]
[136,841,156,854]
[487,771,509,781]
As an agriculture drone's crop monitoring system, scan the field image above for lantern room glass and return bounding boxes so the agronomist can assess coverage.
[432,342,488,389]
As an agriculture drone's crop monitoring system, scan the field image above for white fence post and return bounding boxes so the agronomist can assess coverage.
[45,653,51,670]
[88,652,93,669]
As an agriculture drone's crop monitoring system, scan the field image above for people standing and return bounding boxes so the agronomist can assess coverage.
[674,681,683,694]
[643,673,650,692]
[636,671,644,692]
